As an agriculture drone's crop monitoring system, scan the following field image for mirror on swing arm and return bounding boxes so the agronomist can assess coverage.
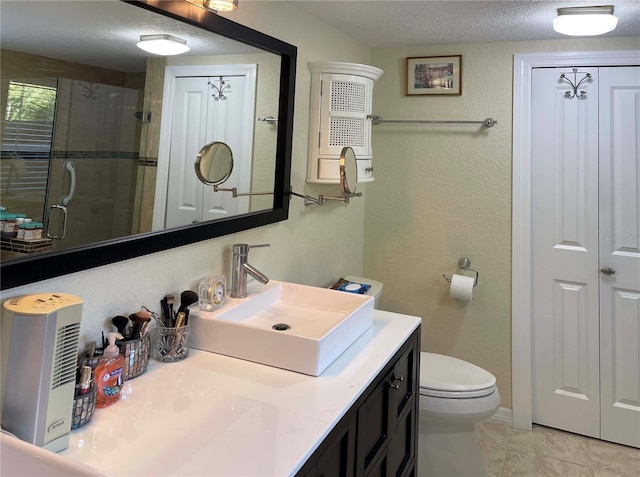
[195,143,362,205]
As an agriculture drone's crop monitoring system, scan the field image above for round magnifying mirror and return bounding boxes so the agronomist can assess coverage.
[194,142,233,186]
[339,146,358,196]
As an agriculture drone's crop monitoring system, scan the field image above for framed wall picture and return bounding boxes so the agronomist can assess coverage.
[406,55,462,96]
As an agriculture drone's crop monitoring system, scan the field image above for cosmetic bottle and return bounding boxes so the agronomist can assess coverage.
[94,332,124,408]
[33,222,43,239]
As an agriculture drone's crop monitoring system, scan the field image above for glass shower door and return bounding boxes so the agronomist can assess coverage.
[46,78,143,251]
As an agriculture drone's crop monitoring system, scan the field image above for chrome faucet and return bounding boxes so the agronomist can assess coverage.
[230,243,270,298]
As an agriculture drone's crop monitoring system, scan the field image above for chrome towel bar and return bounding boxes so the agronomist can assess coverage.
[368,114,497,128]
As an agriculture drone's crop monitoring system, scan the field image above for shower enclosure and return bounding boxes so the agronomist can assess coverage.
[1,77,143,254]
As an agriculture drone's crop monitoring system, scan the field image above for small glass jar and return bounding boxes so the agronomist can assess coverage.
[3,213,17,238]
[24,223,36,240]
[33,222,43,239]
[154,324,190,362]
[17,222,26,239]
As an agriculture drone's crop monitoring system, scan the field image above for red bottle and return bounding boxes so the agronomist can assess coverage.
[94,332,124,408]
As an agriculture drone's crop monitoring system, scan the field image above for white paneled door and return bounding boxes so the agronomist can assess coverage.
[598,67,640,447]
[165,75,249,228]
[531,66,640,448]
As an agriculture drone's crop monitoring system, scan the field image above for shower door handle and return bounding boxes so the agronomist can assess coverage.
[60,160,76,207]
[46,204,68,239]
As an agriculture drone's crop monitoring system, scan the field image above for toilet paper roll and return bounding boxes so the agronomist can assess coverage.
[449,273,475,301]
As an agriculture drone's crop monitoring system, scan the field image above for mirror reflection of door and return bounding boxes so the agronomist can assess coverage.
[48,79,143,251]
[157,65,256,229]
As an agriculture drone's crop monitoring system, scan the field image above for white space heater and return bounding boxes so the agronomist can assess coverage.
[1,293,83,452]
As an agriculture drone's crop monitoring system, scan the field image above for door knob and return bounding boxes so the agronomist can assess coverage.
[600,267,616,275]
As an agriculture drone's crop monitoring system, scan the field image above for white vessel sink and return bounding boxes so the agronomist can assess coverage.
[189,280,374,376]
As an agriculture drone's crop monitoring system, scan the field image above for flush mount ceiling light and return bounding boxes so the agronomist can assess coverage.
[553,5,618,36]
[136,34,190,56]
[185,0,238,12]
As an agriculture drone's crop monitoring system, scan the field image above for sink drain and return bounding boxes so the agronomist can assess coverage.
[272,323,291,331]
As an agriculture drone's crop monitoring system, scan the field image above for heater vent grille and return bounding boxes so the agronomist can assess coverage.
[51,322,81,389]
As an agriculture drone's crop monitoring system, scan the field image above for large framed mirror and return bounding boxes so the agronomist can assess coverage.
[0,0,296,290]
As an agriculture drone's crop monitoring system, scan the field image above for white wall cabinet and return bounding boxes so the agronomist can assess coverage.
[307,62,383,184]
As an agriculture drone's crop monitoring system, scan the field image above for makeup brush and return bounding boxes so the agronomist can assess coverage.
[129,310,152,340]
[160,298,171,326]
[165,293,175,323]
[112,315,130,337]
[178,290,199,314]
[175,311,187,328]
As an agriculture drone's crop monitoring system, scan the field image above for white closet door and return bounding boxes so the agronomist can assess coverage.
[165,76,249,228]
[201,75,250,221]
[531,67,601,438]
[165,77,208,228]
[598,66,640,448]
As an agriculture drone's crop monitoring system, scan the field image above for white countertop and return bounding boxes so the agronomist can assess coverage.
[13,310,420,477]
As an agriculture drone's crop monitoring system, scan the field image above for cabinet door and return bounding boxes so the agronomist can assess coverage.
[389,342,417,429]
[365,452,388,477]
[315,416,356,477]
[356,370,393,476]
[386,405,416,477]
[318,73,373,159]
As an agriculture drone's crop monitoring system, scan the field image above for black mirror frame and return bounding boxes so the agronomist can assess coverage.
[0,0,296,290]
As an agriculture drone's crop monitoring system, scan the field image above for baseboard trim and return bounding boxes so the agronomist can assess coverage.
[488,407,513,426]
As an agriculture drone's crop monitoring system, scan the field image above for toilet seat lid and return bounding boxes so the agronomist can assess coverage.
[420,352,496,393]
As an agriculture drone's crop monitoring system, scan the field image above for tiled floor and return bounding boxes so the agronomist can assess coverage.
[476,421,640,477]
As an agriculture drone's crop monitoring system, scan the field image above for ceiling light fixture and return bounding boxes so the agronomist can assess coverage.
[553,5,618,36]
[185,0,238,12]
[205,0,238,12]
[136,34,190,56]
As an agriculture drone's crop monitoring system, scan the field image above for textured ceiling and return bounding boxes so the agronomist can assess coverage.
[1,0,638,73]
[285,0,640,47]
[1,1,263,72]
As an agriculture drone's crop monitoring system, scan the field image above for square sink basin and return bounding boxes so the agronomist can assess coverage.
[189,280,374,376]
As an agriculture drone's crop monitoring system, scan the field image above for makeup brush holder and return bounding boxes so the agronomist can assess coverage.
[154,324,190,363]
[117,332,151,380]
[71,384,97,429]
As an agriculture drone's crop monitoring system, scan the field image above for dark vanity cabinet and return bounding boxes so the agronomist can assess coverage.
[298,327,420,477]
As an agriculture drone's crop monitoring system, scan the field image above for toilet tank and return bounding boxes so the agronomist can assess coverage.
[344,276,383,308]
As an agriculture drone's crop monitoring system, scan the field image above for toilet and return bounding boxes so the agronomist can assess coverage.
[418,353,500,477]
[345,276,500,477]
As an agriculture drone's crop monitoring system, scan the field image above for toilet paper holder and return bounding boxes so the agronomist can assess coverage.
[442,258,479,287]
